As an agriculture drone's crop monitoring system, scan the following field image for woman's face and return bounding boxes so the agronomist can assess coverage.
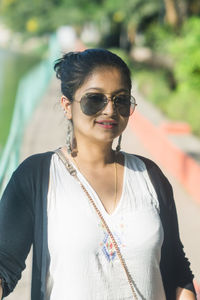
[62,67,130,146]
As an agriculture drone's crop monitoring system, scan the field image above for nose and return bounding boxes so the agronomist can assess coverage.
[102,98,116,115]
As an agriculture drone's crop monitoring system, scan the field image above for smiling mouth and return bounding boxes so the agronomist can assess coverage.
[96,120,118,125]
[95,121,118,129]
[97,122,117,125]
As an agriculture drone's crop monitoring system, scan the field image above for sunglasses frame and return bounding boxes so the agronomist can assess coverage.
[74,92,137,117]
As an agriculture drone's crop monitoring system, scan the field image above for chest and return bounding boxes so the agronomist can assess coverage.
[79,163,124,215]
[48,185,163,259]
[48,152,163,244]
[46,154,166,300]
[47,156,163,256]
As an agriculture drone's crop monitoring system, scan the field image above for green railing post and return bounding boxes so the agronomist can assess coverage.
[0,33,60,196]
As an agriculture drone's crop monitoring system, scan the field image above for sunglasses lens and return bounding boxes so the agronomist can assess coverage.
[115,95,132,117]
[80,93,106,115]
[80,93,136,117]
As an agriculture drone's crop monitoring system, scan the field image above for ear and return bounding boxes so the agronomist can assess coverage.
[61,95,72,119]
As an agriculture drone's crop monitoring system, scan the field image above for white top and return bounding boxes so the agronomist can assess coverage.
[46,152,166,300]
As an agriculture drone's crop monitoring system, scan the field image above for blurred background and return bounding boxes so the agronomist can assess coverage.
[0,0,200,298]
[1,0,200,153]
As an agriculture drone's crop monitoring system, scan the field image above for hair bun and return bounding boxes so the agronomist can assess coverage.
[54,52,80,80]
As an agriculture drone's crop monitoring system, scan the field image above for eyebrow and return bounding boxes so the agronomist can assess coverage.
[84,87,129,94]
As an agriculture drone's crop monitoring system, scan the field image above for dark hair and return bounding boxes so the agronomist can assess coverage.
[54,48,132,101]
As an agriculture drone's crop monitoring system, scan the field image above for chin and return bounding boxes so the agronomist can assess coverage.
[95,133,119,144]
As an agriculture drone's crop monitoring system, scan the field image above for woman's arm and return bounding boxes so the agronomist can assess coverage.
[0,168,34,297]
[137,155,196,298]
[160,172,196,298]
[176,287,196,299]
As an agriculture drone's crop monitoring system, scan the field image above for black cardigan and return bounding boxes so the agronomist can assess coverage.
[0,151,195,300]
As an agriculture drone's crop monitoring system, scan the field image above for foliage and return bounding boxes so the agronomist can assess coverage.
[144,23,176,52]
[166,17,200,135]
[108,47,132,68]
[166,89,200,136]
[0,0,103,36]
[133,16,200,137]
[99,0,163,48]
[0,0,163,39]
[135,68,200,136]
[135,69,171,111]
[102,0,163,25]
[169,17,200,92]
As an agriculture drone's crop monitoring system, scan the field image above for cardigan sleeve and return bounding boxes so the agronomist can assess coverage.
[165,180,195,292]
[0,165,34,297]
[136,155,196,299]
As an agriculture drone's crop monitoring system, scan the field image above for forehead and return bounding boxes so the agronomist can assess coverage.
[76,67,129,96]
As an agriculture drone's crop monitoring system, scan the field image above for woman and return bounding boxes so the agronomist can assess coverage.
[0,49,196,300]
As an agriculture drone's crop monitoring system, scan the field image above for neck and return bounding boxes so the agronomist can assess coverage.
[72,140,116,167]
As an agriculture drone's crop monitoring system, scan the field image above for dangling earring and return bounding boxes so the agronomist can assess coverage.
[66,118,74,154]
[116,135,122,152]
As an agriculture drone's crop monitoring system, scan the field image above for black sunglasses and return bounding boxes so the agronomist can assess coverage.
[74,93,137,117]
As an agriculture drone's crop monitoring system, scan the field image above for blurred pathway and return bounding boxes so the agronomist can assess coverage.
[6,77,200,299]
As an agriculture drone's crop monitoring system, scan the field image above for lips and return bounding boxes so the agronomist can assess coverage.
[95,120,118,129]
[95,120,118,125]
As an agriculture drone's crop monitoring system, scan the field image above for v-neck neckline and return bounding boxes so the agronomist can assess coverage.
[68,152,127,217]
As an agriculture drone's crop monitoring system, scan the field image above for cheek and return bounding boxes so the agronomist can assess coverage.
[71,104,85,124]
[72,109,94,131]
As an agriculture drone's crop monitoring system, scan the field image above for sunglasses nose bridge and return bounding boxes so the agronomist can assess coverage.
[103,95,117,113]
[106,94,118,105]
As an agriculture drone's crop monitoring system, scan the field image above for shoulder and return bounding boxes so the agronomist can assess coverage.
[122,151,160,172]
[123,152,174,208]
[15,151,54,175]
[130,153,169,184]
[1,151,55,213]
[19,151,54,167]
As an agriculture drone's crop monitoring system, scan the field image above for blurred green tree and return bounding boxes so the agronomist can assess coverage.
[0,0,164,49]
[166,17,200,135]
[0,0,103,35]
[99,0,163,48]
[0,0,199,45]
